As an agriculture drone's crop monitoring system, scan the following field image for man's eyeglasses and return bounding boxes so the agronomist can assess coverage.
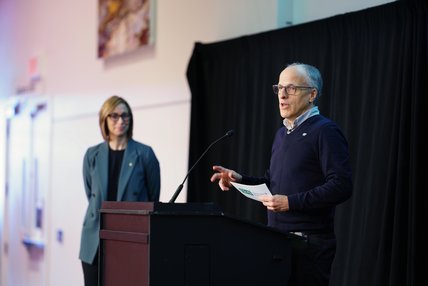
[272,84,314,95]
[108,113,130,122]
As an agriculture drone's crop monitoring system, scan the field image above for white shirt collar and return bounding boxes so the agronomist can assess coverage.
[283,106,320,134]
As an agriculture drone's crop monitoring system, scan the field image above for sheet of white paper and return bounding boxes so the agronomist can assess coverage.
[230,182,272,202]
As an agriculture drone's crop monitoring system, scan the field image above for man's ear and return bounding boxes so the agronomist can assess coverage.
[310,88,317,102]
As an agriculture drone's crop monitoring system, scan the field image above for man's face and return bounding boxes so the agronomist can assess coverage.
[277,66,316,123]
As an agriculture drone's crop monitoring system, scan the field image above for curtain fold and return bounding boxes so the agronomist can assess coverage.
[186,2,426,285]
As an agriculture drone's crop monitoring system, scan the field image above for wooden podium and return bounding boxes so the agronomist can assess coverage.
[99,201,291,286]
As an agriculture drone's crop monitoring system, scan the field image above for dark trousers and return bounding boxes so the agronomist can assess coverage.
[287,233,336,286]
[82,252,99,286]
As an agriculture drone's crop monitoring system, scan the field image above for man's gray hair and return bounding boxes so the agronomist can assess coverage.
[287,63,323,98]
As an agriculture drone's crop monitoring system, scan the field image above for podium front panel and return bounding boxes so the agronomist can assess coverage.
[99,202,291,286]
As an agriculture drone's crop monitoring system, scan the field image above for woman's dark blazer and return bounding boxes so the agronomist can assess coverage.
[79,139,160,264]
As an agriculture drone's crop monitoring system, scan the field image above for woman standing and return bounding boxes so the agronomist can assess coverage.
[79,95,160,286]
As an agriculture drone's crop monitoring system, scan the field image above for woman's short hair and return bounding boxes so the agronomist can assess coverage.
[98,95,134,140]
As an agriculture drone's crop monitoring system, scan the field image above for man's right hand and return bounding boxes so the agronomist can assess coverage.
[210,165,242,191]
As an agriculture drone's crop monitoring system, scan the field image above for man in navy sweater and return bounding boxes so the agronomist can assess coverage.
[210,63,352,286]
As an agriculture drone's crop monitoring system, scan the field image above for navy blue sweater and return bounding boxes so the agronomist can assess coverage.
[242,115,352,233]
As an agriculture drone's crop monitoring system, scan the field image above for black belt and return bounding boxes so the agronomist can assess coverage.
[289,231,306,237]
[289,231,334,240]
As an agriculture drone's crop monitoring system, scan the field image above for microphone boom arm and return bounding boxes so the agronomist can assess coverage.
[168,130,234,203]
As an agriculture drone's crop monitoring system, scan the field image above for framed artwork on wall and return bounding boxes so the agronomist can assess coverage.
[98,0,155,59]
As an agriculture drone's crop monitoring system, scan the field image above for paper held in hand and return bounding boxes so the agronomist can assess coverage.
[230,182,272,202]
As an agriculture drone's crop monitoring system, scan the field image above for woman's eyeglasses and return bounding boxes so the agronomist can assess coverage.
[108,113,130,122]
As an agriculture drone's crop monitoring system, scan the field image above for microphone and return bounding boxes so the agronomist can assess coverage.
[168,129,234,203]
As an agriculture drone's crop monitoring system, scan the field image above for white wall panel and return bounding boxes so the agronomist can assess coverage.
[49,113,98,286]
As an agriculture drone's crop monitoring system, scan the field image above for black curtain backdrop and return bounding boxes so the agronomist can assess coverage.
[185,2,426,286]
